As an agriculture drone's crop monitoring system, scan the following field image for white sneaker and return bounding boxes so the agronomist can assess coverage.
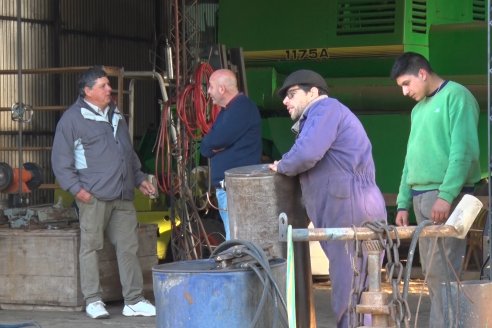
[122,299,156,317]
[85,300,110,319]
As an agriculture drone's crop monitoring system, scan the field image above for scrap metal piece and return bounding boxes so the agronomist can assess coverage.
[4,205,78,229]
[36,206,78,223]
[4,208,35,228]
[445,194,484,239]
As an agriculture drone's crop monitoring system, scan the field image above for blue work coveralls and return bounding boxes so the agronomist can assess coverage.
[277,96,387,327]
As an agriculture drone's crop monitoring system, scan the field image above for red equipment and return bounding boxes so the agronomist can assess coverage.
[0,162,43,193]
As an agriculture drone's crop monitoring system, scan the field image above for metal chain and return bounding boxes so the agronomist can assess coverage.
[363,221,411,327]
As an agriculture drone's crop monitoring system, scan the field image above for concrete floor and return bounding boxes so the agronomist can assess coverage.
[0,281,430,328]
[0,270,481,328]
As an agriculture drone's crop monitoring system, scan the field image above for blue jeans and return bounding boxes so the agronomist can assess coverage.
[216,188,230,240]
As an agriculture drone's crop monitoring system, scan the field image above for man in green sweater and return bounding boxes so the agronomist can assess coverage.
[391,52,481,327]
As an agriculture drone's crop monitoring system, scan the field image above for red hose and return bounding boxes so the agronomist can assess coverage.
[156,62,220,195]
[177,62,219,138]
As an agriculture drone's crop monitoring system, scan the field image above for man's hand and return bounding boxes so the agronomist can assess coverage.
[139,179,157,198]
[75,188,92,203]
[431,198,451,224]
[395,210,409,226]
[269,160,280,172]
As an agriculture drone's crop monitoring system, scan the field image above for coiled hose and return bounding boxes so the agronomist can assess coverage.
[402,219,433,300]
[211,240,289,328]
[402,219,453,326]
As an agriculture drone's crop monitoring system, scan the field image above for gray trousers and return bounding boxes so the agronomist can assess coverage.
[413,190,466,328]
[76,198,144,305]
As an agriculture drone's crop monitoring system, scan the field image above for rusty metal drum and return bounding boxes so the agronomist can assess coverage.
[225,163,307,258]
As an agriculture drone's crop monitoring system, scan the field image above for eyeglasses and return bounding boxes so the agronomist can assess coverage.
[286,87,302,99]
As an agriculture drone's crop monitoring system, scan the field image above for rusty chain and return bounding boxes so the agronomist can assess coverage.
[363,220,411,327]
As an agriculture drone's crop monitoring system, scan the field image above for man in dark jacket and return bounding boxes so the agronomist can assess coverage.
[200,69,262,240]
[270,69,387,328]
[52,66,156,319]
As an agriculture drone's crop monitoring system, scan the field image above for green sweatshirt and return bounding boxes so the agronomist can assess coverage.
[396,81,481,210]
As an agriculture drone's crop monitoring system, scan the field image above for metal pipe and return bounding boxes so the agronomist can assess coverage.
[123,71,169,102]
[0,106,66,112]
[0,66,100,75]
[111,66,125,115]
[128,79,135,143]
[0,66,118,75]
[165,39,174,80]
[121,71,170,146]
[290,225,461,242]
[173,0,180,92]
[356,241,392,326]
[0,147,52,151]
[16,0,24,200]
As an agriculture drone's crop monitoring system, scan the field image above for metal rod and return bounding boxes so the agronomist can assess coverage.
[0,106,66,112]
[122,71,169,102]
[0,66,123,76]
[0,147,52,151]
[128,79,135,143]
[290,225,460,242]
[16,0,24,200]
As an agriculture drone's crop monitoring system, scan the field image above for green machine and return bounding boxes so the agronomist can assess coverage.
[217,0,488,197]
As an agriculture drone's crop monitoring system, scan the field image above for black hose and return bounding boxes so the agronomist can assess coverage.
[247,262,273,327]
[211,239,288,328]
[438,237,453,327]
[212,240,288,309]
[402,219,433,301]
[480,254,490,279]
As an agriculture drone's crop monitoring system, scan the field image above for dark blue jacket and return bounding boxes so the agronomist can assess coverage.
[201,94,262,186]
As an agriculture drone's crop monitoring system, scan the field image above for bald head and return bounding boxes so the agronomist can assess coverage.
[210,69,238,92]
[208,69,239,107]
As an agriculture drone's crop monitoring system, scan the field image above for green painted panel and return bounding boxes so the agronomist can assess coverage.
[218,0,404,51]
[429,22,487,75]
[261,111,488,196]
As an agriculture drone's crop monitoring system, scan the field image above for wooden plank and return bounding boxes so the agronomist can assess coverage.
[0,276,81,306]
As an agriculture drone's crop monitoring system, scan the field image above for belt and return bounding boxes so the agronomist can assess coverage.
[411,186,475,197]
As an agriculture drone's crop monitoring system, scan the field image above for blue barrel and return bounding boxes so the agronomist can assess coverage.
[153,258,286,328]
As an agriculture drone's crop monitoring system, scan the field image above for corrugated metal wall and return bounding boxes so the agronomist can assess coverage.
[0,0,158,205]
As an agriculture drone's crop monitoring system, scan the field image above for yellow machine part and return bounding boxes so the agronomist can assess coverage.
[54,188,175,260]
